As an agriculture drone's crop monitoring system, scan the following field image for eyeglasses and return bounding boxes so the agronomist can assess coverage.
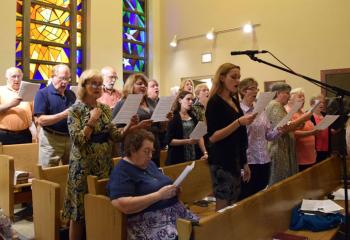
[107,76,118,80]
[143,148,155,156]
[87,82,103,89]
[55,76,71,82]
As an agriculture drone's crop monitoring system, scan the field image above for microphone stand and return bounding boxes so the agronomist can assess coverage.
[245,53,349,240]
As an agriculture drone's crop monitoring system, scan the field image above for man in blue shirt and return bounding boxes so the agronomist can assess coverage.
[34,64,76,167]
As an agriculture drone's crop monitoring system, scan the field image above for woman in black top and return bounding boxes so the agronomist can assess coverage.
[165,91,207,165]
[205,63,256,211]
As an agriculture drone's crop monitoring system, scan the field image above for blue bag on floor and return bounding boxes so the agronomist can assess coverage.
[289,205,345,232]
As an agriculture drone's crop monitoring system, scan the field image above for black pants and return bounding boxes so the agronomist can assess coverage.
[316,151,330,163]
[239,162,271,200]
[0,129,32,145]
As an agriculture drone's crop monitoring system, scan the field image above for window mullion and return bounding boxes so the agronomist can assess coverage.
[70,0,77,84]
[22,0,31,80]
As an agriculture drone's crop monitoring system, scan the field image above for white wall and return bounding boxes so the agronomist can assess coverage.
[159,0,350,103]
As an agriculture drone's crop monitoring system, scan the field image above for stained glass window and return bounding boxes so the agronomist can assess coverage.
[123,0,147,81]
[16,0,86,84]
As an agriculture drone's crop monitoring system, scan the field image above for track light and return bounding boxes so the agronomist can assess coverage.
[170,35,177,48]
[206,27,215,40]
[243,23,253,33]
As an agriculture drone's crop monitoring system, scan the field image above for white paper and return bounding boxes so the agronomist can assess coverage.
[253,91,276,115]
[189,121,207,140]
[274,101,303,130]
[151,96,176,122]
[314,115,339,130]
[112,94,143,124]
[307,99,320,114]
[70,85,78,95]
[173,161,195,187]
[18,81,40,101]
[332,188,350,200]
[300,199,343,213]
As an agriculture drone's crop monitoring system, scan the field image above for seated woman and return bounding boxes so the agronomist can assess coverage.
[165,91,208,166]
[107,129,198,240]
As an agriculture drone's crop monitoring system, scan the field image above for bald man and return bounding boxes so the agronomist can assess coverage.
[0,67,33,144]
[97,66,121,108]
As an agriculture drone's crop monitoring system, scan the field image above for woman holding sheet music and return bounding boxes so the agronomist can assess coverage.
[205,63,256,211]
[112,73,170,166]
[165,90,208,165]
[237,78,281,199]
[62,69,136,240]
[289,88,319,171]
[107,129,198,240]
[265,83,312,185]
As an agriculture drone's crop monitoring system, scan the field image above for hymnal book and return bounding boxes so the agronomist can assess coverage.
[14,171,29,185]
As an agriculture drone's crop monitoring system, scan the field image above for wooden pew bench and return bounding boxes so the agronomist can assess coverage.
[84,159,214,240]
[0,143,39,219]
[177,156,343,240]
[32,164,69,240]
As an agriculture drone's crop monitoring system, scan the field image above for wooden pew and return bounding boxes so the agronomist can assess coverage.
[84,159,214,240]
[177,156,343,240]
[0,143,39,218]
[32,164,69,240]
[162,159,212,205]
[160,149,168,167]
[85,175,126,240]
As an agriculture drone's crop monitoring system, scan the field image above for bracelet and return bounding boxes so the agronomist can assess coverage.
[203,151,208,155]
[237,119,241,126]
[86,123,95,129]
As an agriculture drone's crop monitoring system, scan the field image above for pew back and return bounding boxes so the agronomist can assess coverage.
[0,143,39,178]
[177,156,342,240]
[0,155,14,217]
[32,164,69,240]
[162,159,212,204]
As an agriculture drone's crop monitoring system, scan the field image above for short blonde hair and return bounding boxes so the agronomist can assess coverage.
[179,79,194,94]
[290,87,305,96]
[310,94,325,106]
[77,69,103,100]
[122,73,148,98]
[194,83,209,97]
[238,77,258,99]
[5,67,23,79]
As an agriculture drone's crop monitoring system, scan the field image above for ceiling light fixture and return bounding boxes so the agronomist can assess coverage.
[206,27,215,40]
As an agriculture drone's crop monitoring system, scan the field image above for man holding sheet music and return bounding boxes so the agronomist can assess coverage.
[0,67,33,144]
[34,64,76,167]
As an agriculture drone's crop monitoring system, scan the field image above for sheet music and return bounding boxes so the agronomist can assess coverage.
[151,96,176,122]
[70,85,78,95]
[18,81,40,101]
[189,121,207,140]
[300,199,343,213]
[252,91,276,115]
[112,94,143,124]
[314,115,339,130]
[307,99,320,114]
[173,161,195,187]
[274,101,303,130]
[332,188,350,200]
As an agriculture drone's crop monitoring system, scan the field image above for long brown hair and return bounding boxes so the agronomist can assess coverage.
[209,63,240,99]
[172,90,193,113]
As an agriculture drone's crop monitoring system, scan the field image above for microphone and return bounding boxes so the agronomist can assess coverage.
[230,50,268,56]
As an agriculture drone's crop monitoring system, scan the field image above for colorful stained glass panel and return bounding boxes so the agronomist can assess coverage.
[76,49,82,64]
[30,43,70,63]
[123,0,145,14]
[77,14,82,29]
[123,11,145,28]
[17,1,23,17]
[123,42,145,57]
[123,27,145,42]
[77,0,82,11]
[77,32,81,47]
[16,41,23,59]
[30,23,70,45]
[30,63,54,80]
[35,0,70,8]
[123,58,145,72]
[31,4,70,27]
[16,20,23,38]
